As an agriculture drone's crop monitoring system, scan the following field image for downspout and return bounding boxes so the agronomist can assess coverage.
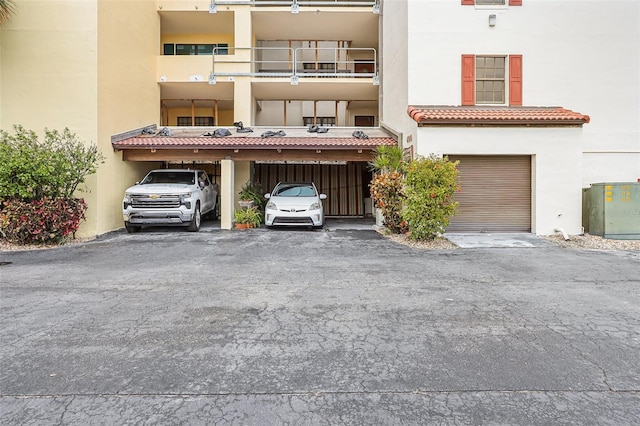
[555,228,570,241]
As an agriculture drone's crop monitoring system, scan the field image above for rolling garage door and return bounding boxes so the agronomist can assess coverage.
[447,155,531,232]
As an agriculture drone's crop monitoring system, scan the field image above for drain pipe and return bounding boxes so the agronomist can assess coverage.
[555,227,570,241]
[554,212,570,241]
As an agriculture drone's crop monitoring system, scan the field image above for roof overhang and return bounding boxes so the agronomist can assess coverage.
[112,126,397,162]
[408,106,591,126]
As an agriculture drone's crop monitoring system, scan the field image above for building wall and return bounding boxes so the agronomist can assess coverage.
[418,126,584,235]
[381,0,410,142]
[95,0,162,236]
[403,0,639,186]
[0,0,102,236]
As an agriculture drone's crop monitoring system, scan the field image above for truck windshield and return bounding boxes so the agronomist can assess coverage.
[142,172,195,185]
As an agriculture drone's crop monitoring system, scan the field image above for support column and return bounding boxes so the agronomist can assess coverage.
[220,158,235,230]
[233,6,253,124]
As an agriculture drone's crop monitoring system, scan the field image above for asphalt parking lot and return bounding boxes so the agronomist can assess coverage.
[1,224,639,425]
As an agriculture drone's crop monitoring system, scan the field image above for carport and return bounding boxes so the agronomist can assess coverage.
[111,126,397,229]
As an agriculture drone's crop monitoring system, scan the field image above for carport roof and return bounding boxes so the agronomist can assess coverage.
[407,106,591,126]
[112,127,397,151]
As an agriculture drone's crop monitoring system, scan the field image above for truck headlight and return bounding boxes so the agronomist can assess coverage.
[179,192,192,200]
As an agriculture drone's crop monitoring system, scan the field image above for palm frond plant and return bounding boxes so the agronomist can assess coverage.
[0,0,16,25]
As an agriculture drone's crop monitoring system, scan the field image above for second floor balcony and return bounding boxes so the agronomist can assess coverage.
[156,45,377,83]
[207,46,378,85]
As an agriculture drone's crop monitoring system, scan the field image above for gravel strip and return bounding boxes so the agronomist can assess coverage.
[378,230,640,251]
[2,232,639,252]
[541,233,640,251]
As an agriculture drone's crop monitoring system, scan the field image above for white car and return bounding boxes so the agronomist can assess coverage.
[264,182,326,228]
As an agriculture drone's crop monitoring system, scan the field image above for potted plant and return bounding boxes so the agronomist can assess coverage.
[238,181,265,210]
[234,206,262,229]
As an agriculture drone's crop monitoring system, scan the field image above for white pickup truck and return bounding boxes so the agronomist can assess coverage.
[122,169,219,233]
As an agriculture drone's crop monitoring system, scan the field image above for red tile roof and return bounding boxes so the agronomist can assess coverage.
[112,136,396,150]
[112,128,398,150]
[407,106,590,126]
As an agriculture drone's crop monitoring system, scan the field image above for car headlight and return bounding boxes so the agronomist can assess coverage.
[266,201,277,210]
[310,202,321,210]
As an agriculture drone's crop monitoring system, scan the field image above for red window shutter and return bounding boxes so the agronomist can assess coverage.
[509,55,523,106]
[509,0,523,5]
[461,0,474,5]
[461,55,475,106]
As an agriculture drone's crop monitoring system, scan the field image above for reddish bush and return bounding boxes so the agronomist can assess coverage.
[0,197,87,245]
[370,171,408,234]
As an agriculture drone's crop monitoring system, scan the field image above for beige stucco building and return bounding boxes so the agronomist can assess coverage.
[1,0,638,237]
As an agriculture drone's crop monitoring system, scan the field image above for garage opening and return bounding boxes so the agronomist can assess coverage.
[255,162,370,217]
[447,155,531,232]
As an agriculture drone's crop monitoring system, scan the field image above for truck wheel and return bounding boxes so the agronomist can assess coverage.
[125,222,141,233]
[188,203,201,232]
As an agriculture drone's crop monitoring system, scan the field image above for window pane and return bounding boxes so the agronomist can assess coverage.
[163,44,175,55]
[175,44,196,55]
[197,44,215,55]
[485,67,495,78]
[475,55,506,105]
[177,117,192,126]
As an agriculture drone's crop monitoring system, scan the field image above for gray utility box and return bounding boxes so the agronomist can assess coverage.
[585,182,640,240]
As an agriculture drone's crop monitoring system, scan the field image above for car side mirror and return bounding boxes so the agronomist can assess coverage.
[264,193,271,199]
[199,181,205,189]
[319,194,327,200]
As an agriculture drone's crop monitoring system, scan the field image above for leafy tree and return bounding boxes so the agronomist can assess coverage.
[403,154,459,240]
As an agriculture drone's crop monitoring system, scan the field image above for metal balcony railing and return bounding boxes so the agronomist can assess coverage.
[208,47,378,85]
[208,0,380,14]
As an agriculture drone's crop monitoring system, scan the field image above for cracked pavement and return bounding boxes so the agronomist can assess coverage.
[1,228,639,425]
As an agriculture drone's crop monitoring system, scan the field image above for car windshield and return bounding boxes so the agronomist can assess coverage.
[273,183,317,197]
[141,171,195,185]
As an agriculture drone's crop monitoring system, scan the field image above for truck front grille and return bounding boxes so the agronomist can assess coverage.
[130,194,181,208]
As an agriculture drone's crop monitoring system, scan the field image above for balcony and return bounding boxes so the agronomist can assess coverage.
[209,0,379,10]
[207,46,378,84]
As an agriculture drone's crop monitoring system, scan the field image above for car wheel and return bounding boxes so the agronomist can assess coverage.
[188,203,201,232]
[125,222,141,233]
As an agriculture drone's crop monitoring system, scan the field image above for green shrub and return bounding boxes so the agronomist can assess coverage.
[0,197,87,244]
[239,180,266,210]
[0,125,104,245]
[0,125,104,201]
[403,154,459,240]
[233,206,262,228]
